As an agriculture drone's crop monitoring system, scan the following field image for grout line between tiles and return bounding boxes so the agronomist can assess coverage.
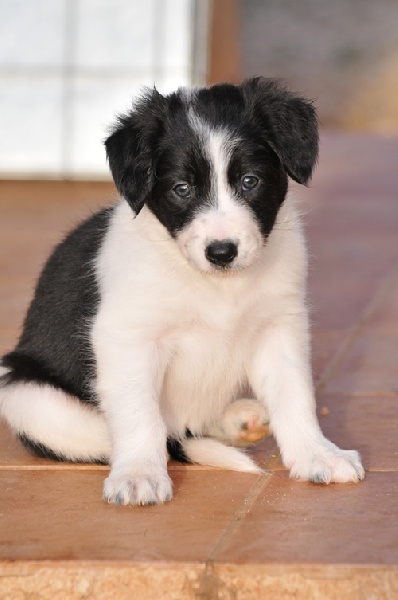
[315,267,398,396]
[207,471,272,564]
[265,467,398,473]
[0,464,109,471]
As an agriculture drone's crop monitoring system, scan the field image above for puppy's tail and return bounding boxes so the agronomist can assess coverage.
[173,437,263,473]
[0,375,111,463]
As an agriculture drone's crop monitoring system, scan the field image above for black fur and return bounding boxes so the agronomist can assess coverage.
[2,208,113,403]
[166,438,190,464]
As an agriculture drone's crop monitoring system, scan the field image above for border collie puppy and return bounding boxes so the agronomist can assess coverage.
[0,78,364,505]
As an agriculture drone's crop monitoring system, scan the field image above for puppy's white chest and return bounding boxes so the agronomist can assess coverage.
[160,300,254,435]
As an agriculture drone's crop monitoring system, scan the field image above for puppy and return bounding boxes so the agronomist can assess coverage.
[0,78,364,505]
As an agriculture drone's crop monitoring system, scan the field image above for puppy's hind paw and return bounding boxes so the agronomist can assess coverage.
[218,399,270,447]
[103,469,173,506]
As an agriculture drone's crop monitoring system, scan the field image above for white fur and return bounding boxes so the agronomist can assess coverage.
[0,126,364,505]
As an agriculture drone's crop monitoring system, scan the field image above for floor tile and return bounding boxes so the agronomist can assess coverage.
[307,196,398,239]
[0,182,115,281]
[216,471,398,565]
[0,180,116,206]
[0,278,34,330]
[364,275,398,333]
[246,435,277,470]
[312,329,344,383]
[308,274,383,331]
[0,233,53,279]
[0,469,261,562]
[0,327,21,356]
[324,331,398,396]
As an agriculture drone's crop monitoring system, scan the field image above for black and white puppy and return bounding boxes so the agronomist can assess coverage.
[0,78,364,505]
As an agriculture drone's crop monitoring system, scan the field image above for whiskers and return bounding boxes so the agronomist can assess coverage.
[272,201,317,232]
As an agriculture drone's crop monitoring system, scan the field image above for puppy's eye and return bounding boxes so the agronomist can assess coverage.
[241,175,259,192]
[173,183,191,200]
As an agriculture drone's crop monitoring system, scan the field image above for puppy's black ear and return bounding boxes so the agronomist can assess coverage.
[105,88,167,215]
[241,78,319,185]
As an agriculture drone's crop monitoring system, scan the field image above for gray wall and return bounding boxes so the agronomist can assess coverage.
[240,0,398,132]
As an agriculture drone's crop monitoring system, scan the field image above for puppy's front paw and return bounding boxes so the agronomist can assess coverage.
[103,468,173,506]
[288,442,365,484]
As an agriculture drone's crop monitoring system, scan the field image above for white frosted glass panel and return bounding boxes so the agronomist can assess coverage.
[0,76,63,173]
[75,0,156,70]
[0,0,66,68]
[162,0,192,70]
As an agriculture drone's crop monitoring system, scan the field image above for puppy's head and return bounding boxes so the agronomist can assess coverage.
[105,78,318,274]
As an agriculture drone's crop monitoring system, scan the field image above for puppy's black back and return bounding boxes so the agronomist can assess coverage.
[2,207,114,403]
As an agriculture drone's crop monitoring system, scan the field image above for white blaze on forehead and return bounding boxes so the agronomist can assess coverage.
[207,130,238,212]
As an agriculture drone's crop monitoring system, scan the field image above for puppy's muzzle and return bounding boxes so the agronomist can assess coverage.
[205,240,238,267]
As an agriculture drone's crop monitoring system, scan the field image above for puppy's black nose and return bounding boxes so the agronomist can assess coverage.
[205,241,238,266]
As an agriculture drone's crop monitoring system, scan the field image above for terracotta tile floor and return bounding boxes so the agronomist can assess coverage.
[0,132,398,599]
